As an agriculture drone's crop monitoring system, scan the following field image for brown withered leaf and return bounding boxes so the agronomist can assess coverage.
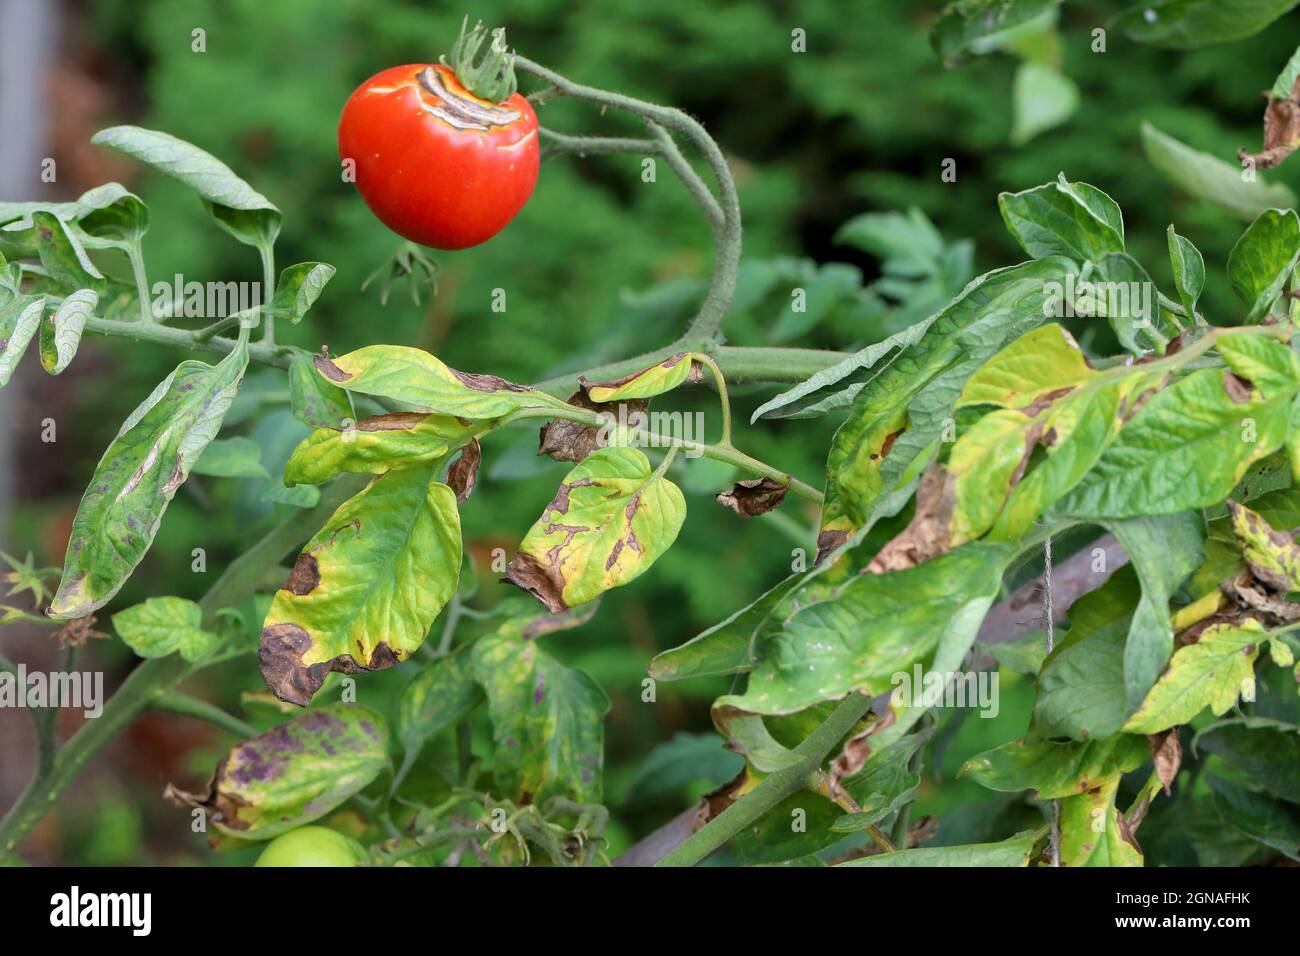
[51,614,109,648]
[1239,79,1300,170]
[715,477,789,518]
[446,439,481,503]
[1222,570,1300,626]
[867,467,954,574]
[537,389,649,464]
[1148,729,1182,796]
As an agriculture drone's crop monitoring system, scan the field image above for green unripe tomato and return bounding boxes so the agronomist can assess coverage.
[254,826,360,867]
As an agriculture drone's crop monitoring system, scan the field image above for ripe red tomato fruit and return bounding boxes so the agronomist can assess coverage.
[338,63,539,250]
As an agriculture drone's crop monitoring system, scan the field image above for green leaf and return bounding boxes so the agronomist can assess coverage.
[259,463,461,706]
[1112,0,1299,50]
[1108,512,1205,714]
[314,344,568,419]
[1033,566,1139,740]
[192,436,270,479]
[470,628,609,804]
[819,257,1075,546]
[1167,225,1206,321]
[1124,620,1266,734]
[960,735,1149,799]
[1272,46,1300,99]
[0,295,44,388]
[1092,252,1175,353]
[504,447,686,613]
[751,318,933,422]
[1011,62,1079,146]
[998,173,1125,263]
[91,125,281,248]
[31,212,103,290]
[38,289,94,375]
[1206,775,1300,861]
[397,647,482,756]
[581,352,695,402]
[284,412,477,486]
[268,262,334,324]
[1197,718,1300,804]
[112,596,220,662]
[1228,209,1300,323]
[1058,776,1142,866]
[49,337,250,618]
[288,351,353,429]
[1141,123,1297,222]
[648,570,808,680]
[930,0,1065,65]
[165,703,388,840]
[0,182,145,236]
[838,829,1041,867]
[721,542,1012,716]
[834,732,927,830]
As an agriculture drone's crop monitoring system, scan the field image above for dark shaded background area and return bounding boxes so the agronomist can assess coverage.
[2,0,1298,863]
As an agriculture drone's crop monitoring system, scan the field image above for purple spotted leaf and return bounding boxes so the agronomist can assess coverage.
[164,702,388,840]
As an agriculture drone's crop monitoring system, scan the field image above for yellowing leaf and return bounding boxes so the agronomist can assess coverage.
[956,324,1095,410]
[581,352,696,402]
[1058,776,1143,867]
[314,344,568,419]
[1124,621,1266,734]
[1228,499,1300,591]
[259,463,461,706]
[284,412,479,485]
[504,447,685,612]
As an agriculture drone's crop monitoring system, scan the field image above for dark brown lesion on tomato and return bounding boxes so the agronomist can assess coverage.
[415,66,521,131]
[314,347,352,383]
[502,551,568,614]
[450,366,531,393]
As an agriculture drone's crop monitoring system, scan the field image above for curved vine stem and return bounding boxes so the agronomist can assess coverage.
[515,55,741,346]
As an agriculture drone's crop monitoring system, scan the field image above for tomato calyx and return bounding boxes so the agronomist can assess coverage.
[440,17,518,104]
[416,66,521,131]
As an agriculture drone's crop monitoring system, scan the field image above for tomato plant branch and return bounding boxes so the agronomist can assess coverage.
[0,475,365,862]
[691,351,733,446]
[515,55,741,344]
[656,692,874,867]
[150,690,258,739]
[83,315,294,367]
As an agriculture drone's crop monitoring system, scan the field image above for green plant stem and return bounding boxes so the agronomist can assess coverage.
[510,403,822,503]
[691,352,733,446]
[657,692,873,867]
[0,475,365,862]
[645,120,725,232]
[83,315,294,367]
[150,690,257,738]
[259,242,277,347]
[516,55,741,344]
[539,128,657,159]
[125,242,153,324]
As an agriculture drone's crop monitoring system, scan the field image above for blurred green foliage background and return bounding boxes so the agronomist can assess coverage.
[4,0,1300,863]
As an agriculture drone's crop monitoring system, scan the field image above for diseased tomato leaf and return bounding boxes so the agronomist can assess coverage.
[504,446,686,613]
[470,627,609,804]
[313,344,570,418]
[1059,776,1143,866]
[49,334,250,618]
[38,289,95,375]
[283,412,478,485]
[960,735,1149,799]
[0,294,44,388]
[164,703,388,840]
[259,462,461,706]
[580,352,697,402]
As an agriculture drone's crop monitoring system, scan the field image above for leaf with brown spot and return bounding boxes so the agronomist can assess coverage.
[258,461,461,705]
[504,447,685,613]
[1148,729,1182,796]
[1228,499,1300,592]
[49,334,249,619]
[446,438,481,502]
[537,389,648,464]
[715,477,788,517]
[165,703,388,841]
[1239,75,1300,170]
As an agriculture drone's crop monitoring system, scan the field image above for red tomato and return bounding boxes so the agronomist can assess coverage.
[338,64,539,250]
